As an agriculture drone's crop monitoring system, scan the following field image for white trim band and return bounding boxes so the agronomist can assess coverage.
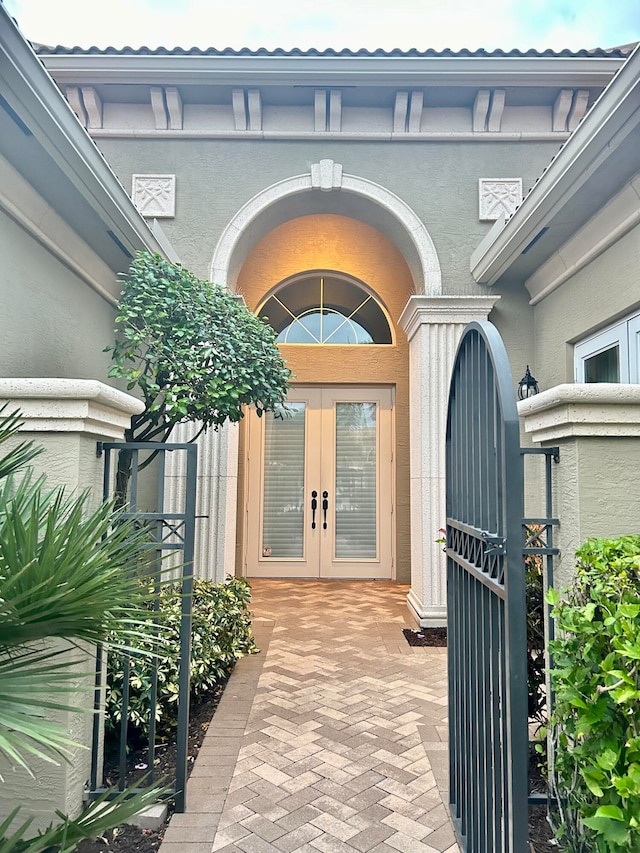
[518,383,640,442]
[0,379,144,439]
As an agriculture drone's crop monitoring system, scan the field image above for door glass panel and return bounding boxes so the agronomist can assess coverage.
[334,402,377,559]
[262,403,305,558]
[584,346,619,382]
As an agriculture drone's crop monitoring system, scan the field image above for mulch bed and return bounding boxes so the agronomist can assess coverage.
[528,749,559,852]
[76,825,163,853]
[76,682,226,853]
[402,626,448,647]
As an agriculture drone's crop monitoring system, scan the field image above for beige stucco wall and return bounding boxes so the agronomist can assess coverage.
[96,136,560,288]
[0,209,118,381]
[533,223,640,387]
[236,214,413,582]
[93,135,560,586]
[532,433,640,590]
[95,134,548,422]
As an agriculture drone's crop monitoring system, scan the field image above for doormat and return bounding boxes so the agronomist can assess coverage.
[402,627,447,647]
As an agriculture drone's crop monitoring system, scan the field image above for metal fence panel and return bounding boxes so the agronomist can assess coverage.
[89,440,197,813]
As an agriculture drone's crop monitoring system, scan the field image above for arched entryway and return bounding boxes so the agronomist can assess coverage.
[236,214,414,582]
[210,159,442,296]
[167,164,497,628]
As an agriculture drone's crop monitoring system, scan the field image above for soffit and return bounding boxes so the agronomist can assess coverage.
[0,6,171,270]
[0,103,132,270]
[490,124,640,282]
[470,45,640,286]
[66,80,605,111]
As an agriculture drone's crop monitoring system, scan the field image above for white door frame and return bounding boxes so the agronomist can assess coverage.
[244,384,395,579]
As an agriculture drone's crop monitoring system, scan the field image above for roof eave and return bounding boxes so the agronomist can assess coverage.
[471,44,640,286]
[0,6,173,265]
[37,51,626,88]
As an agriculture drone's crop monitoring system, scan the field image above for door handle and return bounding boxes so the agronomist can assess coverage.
[322,491,328,529]
[311,490,318,529]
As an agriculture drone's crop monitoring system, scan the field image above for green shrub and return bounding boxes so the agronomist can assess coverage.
[548,535,640,852]
[525,525,547,726]
[106,575,257,736]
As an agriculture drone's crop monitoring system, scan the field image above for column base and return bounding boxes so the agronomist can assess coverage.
[407,588,447,628]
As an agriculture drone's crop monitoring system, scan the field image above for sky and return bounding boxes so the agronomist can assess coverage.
[3,0,640,52]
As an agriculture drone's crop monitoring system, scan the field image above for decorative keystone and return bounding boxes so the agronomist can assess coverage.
[310,159,343,192]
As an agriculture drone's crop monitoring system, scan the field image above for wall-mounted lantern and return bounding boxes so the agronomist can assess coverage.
[517,365,539,400]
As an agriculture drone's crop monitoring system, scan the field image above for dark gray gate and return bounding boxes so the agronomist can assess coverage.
[446,321,529,852]
[89,440,197,813]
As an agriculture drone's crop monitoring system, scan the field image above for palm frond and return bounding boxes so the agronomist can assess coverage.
[0,808,35,853]
[0,407,171,823]
[0,495,163,649]
[0,784,170,853]
[0,407,42,482]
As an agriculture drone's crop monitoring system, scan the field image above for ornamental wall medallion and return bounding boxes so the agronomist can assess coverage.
[132,175,176,218]
[478,178,523,221]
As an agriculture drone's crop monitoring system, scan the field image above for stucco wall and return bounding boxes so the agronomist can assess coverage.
[96,136,559,291]
[96,135,550,399]
[0,208,117,381]
[90,136,566,587]
[0,384,142,829]
[533,223,640,388]
[540,435,640,590]
[0,433,100,829]
[491,282,537,401]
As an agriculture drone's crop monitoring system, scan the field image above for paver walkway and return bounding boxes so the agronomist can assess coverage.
[160,580,458,853]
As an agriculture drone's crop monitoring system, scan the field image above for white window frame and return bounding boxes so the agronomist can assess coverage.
[574,311,640,383]
[629,314,640,384]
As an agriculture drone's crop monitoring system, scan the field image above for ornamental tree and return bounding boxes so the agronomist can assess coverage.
[107,251,291,446]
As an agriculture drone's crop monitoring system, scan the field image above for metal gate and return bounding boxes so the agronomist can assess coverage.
[446,321,530,852]
[89,440,197,813]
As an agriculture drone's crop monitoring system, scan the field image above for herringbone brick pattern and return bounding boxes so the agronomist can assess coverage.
[160,580,458,853]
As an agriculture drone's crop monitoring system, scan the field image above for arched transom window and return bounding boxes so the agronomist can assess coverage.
[258,273,392,345]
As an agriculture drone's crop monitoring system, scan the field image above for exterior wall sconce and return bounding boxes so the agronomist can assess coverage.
[518,365,539,400]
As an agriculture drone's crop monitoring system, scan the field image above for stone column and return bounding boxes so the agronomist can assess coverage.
[165,421,239,582]
[518,383,640,590]
[399,296,500,627]
[0,378,143,830]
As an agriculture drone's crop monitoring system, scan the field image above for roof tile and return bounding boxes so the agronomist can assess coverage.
[33,44,636,58]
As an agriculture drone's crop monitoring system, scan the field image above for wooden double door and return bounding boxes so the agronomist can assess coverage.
[245,385,394,578]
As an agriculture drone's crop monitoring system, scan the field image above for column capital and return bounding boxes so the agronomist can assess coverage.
[0,378,144,439]
[399,294,500,341]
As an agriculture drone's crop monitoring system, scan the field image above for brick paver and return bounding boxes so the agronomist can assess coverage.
[160,580,458,853]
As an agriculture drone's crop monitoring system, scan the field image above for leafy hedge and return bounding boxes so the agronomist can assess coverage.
[548,536,640,852]
[525,525,547,725]
[106,576,257,736]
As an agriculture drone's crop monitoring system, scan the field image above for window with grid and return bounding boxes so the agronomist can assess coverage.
[258,272,392,345]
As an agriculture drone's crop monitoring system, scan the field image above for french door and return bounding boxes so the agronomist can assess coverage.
[246,386,394,578]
